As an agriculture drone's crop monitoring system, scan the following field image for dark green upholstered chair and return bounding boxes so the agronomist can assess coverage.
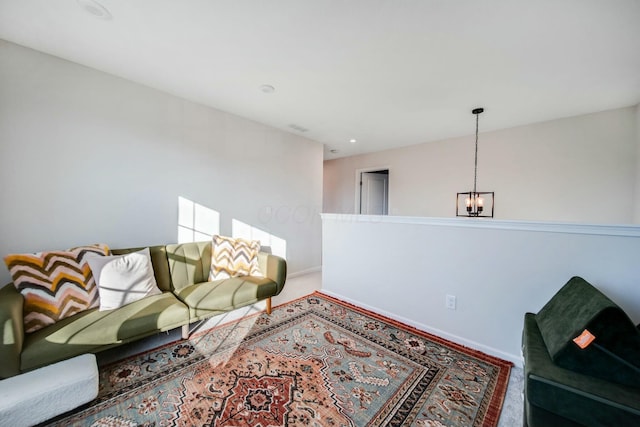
[522,277,640,427]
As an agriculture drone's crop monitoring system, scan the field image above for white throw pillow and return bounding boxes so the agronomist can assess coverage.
[86,247,162,311]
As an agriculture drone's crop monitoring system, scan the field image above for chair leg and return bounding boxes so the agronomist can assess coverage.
[266,297,272,315]
[182,324,189,339]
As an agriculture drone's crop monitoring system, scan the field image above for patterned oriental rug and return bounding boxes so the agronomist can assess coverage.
[46,293,512,427]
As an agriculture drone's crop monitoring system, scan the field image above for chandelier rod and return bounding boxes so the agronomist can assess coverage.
[472,107,483,195]
[473,111,479,194]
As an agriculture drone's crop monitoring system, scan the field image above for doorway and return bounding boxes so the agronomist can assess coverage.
[357,169,389,215]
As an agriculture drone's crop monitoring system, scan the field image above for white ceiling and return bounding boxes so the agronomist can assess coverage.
[1,0,639,159]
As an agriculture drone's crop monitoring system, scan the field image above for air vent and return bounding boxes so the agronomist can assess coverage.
[289,124,309,133]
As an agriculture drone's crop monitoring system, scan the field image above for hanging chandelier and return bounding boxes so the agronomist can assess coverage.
[456,108,494,218]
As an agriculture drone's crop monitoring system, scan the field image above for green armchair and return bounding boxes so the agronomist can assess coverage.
[522,277,640,426]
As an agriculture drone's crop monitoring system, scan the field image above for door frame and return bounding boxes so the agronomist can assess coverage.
[355,166,391,214]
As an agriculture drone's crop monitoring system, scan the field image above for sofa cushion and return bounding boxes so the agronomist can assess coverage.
[174,276,276,319]
[86,248,162,311]
[4,244,110,333]
[535,276,640,387]
[166,241,212,292]
[209,235,262,280]
[20,292,189,372]
[524,313,640,426]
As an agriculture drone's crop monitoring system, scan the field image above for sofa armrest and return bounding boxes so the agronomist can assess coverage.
[258,253,287,295]
[0,284,24,379]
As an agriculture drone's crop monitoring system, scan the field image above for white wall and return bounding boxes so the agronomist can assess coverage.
[324,106,639,224]
[0,40,324,284]
[635,105,640,222]
[321,214,640,366]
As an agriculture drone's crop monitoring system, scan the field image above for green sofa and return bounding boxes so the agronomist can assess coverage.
[522,277,640,426]
[0,241,286,379]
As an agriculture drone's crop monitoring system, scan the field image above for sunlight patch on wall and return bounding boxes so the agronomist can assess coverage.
[178,196,220,243]
[232,219,287,259]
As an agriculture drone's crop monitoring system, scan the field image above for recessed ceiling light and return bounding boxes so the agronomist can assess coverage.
[77,0,112,19]
[349,139,357,144]
[260,84,275,94]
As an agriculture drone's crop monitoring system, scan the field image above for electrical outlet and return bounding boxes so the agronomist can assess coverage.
[446,294,456,310]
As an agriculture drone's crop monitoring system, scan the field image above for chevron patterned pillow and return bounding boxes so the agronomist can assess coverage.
[4,243,111,333]
[209,235,262,281]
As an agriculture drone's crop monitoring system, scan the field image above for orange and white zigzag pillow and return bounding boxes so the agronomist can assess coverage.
[209,235,262,281]
[4,243,110,333]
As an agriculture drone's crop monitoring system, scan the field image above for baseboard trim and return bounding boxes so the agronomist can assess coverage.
[320,290,524,368]
[287,266,322,279]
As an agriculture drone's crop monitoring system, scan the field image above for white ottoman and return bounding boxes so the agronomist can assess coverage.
[0,354,99,427]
